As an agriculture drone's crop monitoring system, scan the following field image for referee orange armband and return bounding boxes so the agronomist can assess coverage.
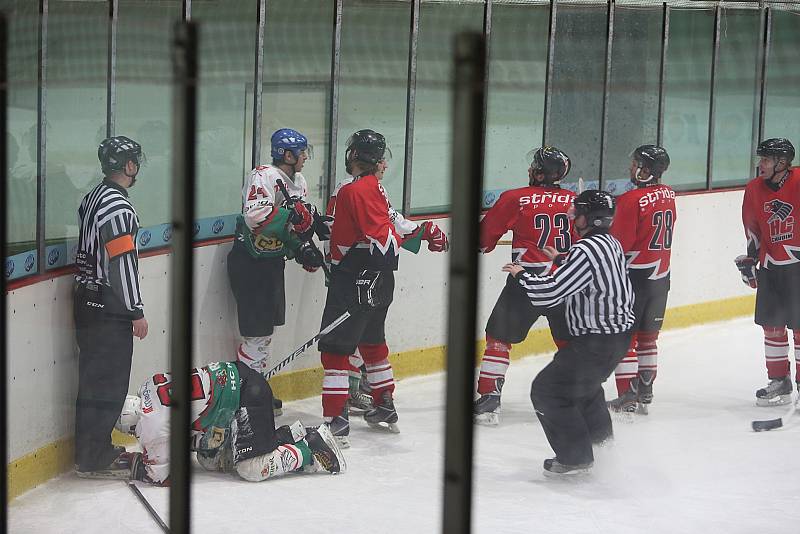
[106,234,135,258]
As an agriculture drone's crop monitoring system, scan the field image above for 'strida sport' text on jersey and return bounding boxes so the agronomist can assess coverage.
[135,361,240,483]
[74,180,143,318]
[610,184,677,280]
[480,186,577,275]
[742,168,800,268]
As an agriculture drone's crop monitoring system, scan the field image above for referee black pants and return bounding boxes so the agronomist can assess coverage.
[73,285,134,471]
[530,331,632,466]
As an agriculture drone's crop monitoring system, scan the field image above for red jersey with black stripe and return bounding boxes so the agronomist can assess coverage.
[480,186,576,275]
[742,168,800,269]
[609,183,677,280]
[329,174,403,272]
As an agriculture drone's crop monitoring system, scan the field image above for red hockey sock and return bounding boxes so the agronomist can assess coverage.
[553,338,569,350]
[321,352,349,418]
[477,336,512,395]
[764,326,790,378]
[359,343,394,402]
[636,331,659,383]
[614,334,638,395]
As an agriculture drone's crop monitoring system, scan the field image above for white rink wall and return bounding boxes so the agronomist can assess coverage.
[6,188,751,462]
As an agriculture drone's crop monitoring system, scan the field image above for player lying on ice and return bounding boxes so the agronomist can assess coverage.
[104,360,345,484]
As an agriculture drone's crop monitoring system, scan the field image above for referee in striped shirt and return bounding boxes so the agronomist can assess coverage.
[74,135,148,476]
[503,189,634,476]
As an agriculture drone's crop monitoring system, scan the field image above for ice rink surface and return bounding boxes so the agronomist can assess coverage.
[9,317,799,534]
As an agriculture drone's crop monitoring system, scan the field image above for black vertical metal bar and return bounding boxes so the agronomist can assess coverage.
[751,2,768,157]
[542,0,557,146]
[401,0,420,216]
[106,0,117,137]
[0,12,8,523]
[442,31,485,534]
[757,6,771,144]
[598,0,614,189]
[325,0,342,196]
[36,0,47,275]
[251,0,265,169]
[480,0,492,183]
[169,20,197,534]
[182,0,191,21]
[706,5,721,191]
[656,2,669,147]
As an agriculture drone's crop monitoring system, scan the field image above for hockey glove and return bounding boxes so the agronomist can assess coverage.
[421,221,449,252]
[295,241,324,273]
[313,213,333,242]
[355,270,383,308]
[288,201,315,240]
[734,255,758,289]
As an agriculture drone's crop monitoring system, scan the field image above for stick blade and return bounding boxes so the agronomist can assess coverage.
[752,417,783,432]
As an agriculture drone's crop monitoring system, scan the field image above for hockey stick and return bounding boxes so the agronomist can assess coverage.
[126,481,169,533]
[264,310,352,379]
[276,178,330,278]
[751,396,797,431]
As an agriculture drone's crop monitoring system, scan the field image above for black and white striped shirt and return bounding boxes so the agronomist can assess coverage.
[75,180,144,319]
[517,232,634,336]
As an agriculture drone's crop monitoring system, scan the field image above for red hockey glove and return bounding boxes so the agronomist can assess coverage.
[421,221,449,252]
[734,255,757,289]
[288,201,314,239]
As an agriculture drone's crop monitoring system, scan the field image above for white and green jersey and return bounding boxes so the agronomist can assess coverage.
[135,361,240,484]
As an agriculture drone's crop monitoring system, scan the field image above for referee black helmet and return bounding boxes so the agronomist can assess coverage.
[573,190,615,230]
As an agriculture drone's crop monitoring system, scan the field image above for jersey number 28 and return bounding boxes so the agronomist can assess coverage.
[649,210,674,250]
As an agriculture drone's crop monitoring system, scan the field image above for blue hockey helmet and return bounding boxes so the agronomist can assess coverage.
[270,128,312,162]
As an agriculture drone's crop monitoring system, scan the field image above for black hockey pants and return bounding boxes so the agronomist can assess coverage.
[73,285,134,471]
[530,331,632,466]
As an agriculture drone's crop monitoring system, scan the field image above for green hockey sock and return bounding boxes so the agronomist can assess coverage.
[293,439,314,468]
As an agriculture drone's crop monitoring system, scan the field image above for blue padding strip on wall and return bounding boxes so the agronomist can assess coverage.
[5,214,239,280]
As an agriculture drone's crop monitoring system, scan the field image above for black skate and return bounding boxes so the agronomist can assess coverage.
[474,378,504,426]
[756,376,793,407]
[349,389,374,414]
[305,424,347,474]
[273,396,283,417]
[75,448,131,480]
[327,407,350,449]
[543,458,592,477]
[364,391,400,433]
[638,370,655,405]
[359,364,372,395]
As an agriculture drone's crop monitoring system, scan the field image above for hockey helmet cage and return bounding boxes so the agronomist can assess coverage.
[572,189,615,229]
[98,136,144,175]
[757,138,795,164]
[345,129,391,166]
[115,394,142,435]
[631,144,670,184]
[271,128,312,161]
[527,146,571,185]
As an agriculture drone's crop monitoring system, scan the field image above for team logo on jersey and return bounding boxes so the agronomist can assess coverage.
[139,230,152,247]
[764,199,795,243]
[212,219,225,234]
[5,259,14,278]
[253,234,282,252]
[24,253,35,272]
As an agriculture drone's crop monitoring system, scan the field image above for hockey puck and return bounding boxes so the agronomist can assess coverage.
[751,418,782,432]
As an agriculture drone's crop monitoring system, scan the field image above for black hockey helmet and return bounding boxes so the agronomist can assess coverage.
[98,135,144,175]
[757,138,794,164]
[572,189,615,230]
[345,129,390,166]
[631,144,670,185]
[527,146,571,186]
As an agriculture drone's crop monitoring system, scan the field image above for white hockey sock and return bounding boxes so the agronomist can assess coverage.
[235,444,307,482]
[237,336,272,373]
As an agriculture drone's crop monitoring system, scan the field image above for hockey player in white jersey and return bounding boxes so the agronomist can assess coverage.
[227,128,326,414]
[111,360,345,484]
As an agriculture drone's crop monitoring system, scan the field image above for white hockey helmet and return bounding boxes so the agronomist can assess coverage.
[116,395,142,435]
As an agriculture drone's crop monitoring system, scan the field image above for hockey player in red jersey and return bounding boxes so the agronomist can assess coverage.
[323,150,445,416]
[102,360,345,483]
[474,146,575,425]
[318,129,448,447]
[607,145,676,414]
[736,138,800,406]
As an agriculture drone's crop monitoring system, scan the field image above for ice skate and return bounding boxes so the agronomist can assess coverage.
[272,396,283,417]
[305,424,347,474]
[75,448,131,480]
[543,458,593,477]
[348,375,373,414]
[473,377,504,426]
[637,370,655,405]
[756,376,792,407]
[327,407,350,449]
[364,391,400,433]
[607,379,647,418]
